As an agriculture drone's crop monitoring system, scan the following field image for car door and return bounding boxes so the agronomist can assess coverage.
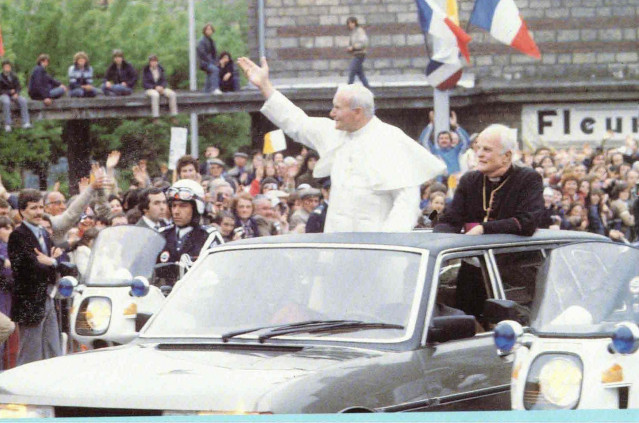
[489,244,551,319]
[411,250,511,411]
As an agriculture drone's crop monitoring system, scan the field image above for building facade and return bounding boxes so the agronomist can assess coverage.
[248,0,639,147]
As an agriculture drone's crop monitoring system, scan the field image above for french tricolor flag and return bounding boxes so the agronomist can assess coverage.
[415,0,471,63]
[469,0,541,59]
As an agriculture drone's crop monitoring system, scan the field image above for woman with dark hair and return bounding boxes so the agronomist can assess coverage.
[560,202,588,231]
[609,181,635,240]
[67,227,100,278]
[231,192,259,239]
[214,210,237,242]
[108,194,123,215]
[218,51,240,92]
[295,150,320,188]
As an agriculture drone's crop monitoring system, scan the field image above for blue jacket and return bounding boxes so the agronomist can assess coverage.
[28,64,61,100]
[142,64,167,90]
[68,65,95,90]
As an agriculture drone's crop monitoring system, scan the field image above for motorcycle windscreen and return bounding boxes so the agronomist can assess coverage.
[83,226,166,286]
[530,241,639,335]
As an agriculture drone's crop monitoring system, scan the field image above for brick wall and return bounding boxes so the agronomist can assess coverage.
[248,0,639,82]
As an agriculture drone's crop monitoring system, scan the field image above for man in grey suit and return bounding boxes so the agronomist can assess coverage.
[136,187,168,231]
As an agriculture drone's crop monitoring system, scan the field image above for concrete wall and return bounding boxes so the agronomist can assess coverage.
[248,0,639,83]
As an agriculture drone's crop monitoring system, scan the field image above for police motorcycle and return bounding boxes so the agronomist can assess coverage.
[488,241,639,410]
[56,225,177,350]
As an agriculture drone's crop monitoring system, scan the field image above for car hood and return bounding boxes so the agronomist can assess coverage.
[0,342,383,411]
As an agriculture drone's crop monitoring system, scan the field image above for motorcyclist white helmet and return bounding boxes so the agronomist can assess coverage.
[166,179,206,215]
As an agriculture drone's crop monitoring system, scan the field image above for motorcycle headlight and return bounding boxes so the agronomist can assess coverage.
[524,354,583,410]
[76,297,112,336]
[0,404,54,418]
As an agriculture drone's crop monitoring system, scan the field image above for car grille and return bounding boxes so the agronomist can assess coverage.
[55,407,163,418]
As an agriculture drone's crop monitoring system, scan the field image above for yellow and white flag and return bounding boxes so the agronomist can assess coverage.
[263,129,287,154]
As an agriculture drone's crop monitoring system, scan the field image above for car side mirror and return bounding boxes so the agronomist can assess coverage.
[427,315,476,343]
[483,299,529,326]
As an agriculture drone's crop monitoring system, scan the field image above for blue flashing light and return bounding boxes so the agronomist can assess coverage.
[612,323,639,354]
[494,321,521,352]
[130,278,149,297]
[58,277,76,298]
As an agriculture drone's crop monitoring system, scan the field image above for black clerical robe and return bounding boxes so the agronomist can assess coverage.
[434,165,544,236]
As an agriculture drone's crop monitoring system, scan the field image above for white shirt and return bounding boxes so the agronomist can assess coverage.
[261,91,446,232]
[142,216,160,230]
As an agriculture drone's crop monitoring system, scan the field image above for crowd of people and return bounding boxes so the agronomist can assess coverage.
[1,39,638,371]
[417,113,639,244]
[0,23,240,132]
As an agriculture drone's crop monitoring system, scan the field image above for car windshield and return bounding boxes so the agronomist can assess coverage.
[144,247,425,342]
[84,226,166,286]
[530,242,639,335]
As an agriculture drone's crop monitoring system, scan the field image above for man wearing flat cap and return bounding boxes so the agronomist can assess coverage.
[209,158,238,192]
[290,186,321,231]
[238,57,446,232]
[227,151,252,186]
[208,158,226,179]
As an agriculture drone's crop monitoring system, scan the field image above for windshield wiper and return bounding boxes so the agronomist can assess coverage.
[258,320,403,342]
[221,320,403,343]
[221,320,329,342]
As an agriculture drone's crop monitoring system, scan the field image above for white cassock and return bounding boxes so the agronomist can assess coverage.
[261,91,446,232]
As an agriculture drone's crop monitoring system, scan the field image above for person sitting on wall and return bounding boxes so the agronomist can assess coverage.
[68,51,100,98]
[102,49,138,97]
[142,54,178,119]
[218,51,240,92]
[28,54,68,106]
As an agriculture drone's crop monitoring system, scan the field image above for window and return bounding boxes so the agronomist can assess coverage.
[493,249,546,311]
[436,254,493,321]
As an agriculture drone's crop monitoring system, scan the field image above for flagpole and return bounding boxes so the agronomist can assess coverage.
[465,0,478,33]
[432,0,451,139]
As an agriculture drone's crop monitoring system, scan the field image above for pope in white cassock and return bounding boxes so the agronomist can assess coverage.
[238,57,446,232]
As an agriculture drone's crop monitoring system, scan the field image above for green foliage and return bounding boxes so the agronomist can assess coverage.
[0,0,250,188]
[0,120,62,190]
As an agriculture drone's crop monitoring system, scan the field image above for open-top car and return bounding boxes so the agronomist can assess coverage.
[0,230,604,418]
[493,241,639,410]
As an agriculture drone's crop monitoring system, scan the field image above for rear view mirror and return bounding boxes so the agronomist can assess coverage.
[483,299,529,326]
[427,315,476,343]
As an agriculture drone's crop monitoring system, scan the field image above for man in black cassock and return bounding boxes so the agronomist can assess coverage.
[434,124,544,236]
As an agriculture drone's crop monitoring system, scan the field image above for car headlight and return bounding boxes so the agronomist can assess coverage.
[76,297,112,336]
[0,404,54,418]
[524,354,583,410]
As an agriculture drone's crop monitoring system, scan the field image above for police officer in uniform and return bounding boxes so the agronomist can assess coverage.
[306,179,330,233]
[157,179,223,284]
